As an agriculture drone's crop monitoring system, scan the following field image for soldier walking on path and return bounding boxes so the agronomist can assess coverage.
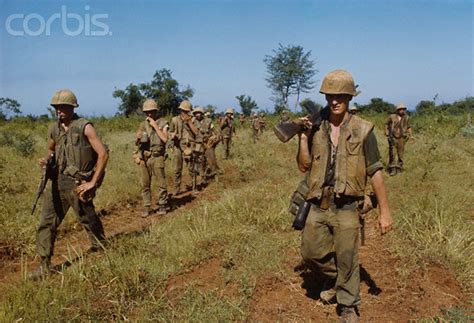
[169,100,199,194]
[134,99,169,217]
[30,89,108,280]
[220,107,236,159]
[384,103,412,176]
[296,70,394,322]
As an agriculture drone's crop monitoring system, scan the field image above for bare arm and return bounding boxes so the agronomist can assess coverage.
[147,118,168,143]
[82,124,108,188]
[38,138,55,168]
[370,170,394,234]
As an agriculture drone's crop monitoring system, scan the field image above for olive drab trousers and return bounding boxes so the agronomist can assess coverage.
[36,175,105,260]
[172,147,194,191]
[388,137,406,170]
[222,137,232,159]
[301,200,361,307]
[140,155,168,207]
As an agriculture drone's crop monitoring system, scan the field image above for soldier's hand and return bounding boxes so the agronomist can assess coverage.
[75,181,96,196]
[38,158,47,169]
[147,117,158,128]
[379,210,394,235]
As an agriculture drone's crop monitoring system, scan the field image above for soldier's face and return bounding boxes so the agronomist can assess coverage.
[397,108,406,116]
[325,94,351,117]
[194,112,203,120]
[55,105,74,121]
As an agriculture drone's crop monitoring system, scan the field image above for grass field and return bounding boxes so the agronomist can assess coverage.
[0,113,472,320]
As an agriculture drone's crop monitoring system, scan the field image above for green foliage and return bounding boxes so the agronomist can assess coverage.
[113,69,194,117]
[415,100,437,115]
[358,97,395,113]
[236,95,258,116]
[263,44,317,109]
[0,97,22,120]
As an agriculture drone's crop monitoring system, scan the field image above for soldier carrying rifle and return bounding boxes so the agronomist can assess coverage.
[29,89,108,280]
[385,103,412,176]
[293,70,394,322]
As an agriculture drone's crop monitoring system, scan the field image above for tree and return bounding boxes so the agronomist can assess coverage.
[0,97,21,120]
[358,98,395,113]
[113,69,194,116]
[263,44,317,111]
[235,95,258,116]
[140,69,194,115]
[204,104,217,115]
[415,100,436,115]
[113,84,144,117]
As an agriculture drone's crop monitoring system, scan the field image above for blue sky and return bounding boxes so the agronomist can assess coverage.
[0,0,472,116]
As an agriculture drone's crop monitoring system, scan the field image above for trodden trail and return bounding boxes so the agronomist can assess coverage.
[0,165,469,321]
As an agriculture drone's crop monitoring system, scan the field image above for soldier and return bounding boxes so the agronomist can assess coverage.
[296,70,393,322]
[251,112,260,143]
[384,103,412,176]
[259,112,267,132]
[30,89,108,279]
[239,113,246,126]
[220,107,236,159]
[280,109,290,123]
[135,99,169,217]
[349,105,358,115]
[169,100,199,194]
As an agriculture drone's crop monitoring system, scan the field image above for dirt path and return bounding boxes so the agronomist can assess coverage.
[0,166,468,320]
[166,212,467,321]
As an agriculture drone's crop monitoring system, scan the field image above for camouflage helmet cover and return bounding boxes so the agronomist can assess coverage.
[320,69,358,96]
[50,89,79,108]
[142,99,159,112]
[179,100,192,112]
[225,107,234,114]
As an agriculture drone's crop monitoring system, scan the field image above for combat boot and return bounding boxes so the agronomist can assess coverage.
[320,280,337,304]
[142,206,151,218]
[156,205,167,216]
[28,258,51,280]
[339,306,359,323]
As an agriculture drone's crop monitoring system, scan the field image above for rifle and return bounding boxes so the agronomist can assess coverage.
[31,153,56,215]
[273,104,325,143]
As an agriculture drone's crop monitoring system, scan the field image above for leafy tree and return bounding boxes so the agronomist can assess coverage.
[113,69,194,116]
[0,97,21,120]
[140,69,194,115]
[113,84,144,117]
[415,100,436,115]
[263,44,317,111]
[235,95,258,116]
[358,98,395,113]
[204,104,217,115]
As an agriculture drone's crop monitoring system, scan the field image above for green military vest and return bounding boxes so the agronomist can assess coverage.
[49,115,97,180]
[307,115,374,200]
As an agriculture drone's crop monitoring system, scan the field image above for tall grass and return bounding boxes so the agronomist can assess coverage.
[0,113,472,320]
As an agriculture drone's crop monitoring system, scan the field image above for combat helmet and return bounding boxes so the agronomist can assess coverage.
[225,107,234,115]
[50,89,79,107]
[142,99,158,112]
[179,100,192,112]
[320,69,358,96]
[193,106,204,114]
[349,105,357,111]
[396,103,407,111]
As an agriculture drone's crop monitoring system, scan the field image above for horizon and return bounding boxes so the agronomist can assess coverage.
[1,0,472,116]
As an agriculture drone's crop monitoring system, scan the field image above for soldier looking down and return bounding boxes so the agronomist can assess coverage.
[135,99,169,217]
[296,70,394,322]
[30,89,108,280]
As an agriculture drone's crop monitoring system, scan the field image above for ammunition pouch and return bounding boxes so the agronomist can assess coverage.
[289,179,309,216]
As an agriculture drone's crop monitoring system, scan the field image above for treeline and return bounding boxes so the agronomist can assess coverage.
[354,97,473,115]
